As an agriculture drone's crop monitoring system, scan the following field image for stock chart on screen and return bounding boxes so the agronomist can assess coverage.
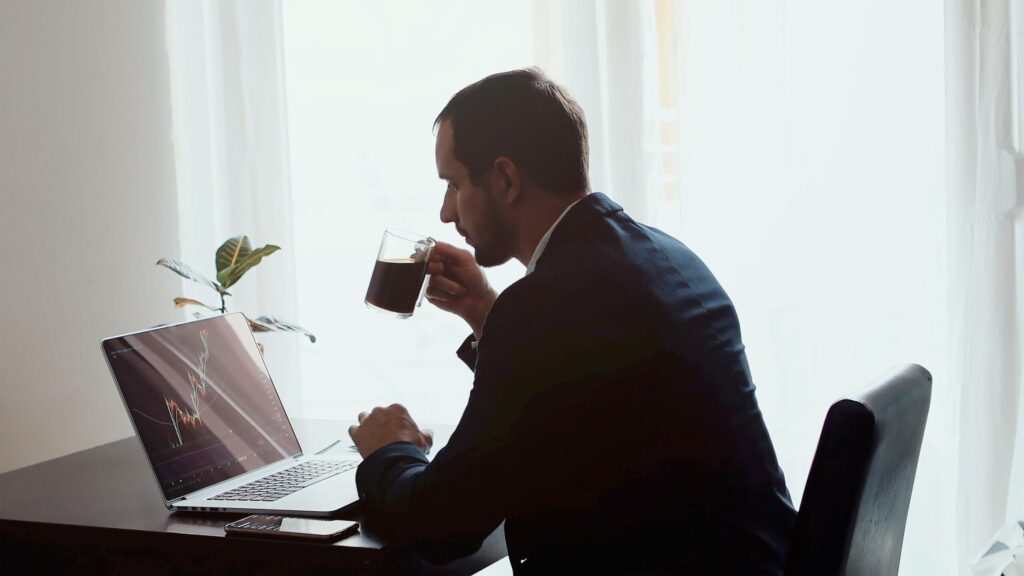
[104,314,300,500]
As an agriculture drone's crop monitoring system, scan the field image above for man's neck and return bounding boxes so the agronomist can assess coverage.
[514,191,589,267]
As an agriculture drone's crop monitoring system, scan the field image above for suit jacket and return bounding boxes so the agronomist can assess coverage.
[356,193,796,574]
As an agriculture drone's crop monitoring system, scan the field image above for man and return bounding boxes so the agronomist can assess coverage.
[348,68,795,574]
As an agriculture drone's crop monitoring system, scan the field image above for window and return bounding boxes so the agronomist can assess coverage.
[282,1,539,423]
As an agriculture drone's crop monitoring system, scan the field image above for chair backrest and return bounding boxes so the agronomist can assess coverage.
[786,364,932,576]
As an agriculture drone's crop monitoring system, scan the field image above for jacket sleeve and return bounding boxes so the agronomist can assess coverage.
[456,333,477,371]
[352,274,632,564]
[353,307,526,564]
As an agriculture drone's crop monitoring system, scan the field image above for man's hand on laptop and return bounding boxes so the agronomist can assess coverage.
[348,403,434,459]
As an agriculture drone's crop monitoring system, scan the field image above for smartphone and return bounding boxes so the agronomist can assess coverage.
[224,515,359,541]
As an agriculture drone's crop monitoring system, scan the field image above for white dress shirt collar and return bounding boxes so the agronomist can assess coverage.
[525,197,584,275]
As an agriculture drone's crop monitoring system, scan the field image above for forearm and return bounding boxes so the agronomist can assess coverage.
[465,291,497,340]
[356,441,503,564]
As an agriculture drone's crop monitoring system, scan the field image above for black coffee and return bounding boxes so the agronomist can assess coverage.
[365,258,428,315]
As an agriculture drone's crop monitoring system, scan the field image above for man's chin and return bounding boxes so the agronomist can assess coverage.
[473,247,512,268]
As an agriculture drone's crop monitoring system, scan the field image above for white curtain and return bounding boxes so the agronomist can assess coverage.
[173,1,1022,573]
[531,0,665,218]
[664,3,957,574]
[280,0,538,426]
[664,1,1024,573]
[165,0,303,412]
[947,0,1024,572]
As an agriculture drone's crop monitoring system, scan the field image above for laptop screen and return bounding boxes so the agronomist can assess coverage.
[102,313,301,502]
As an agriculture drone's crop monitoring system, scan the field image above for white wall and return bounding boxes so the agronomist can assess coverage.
[0,0,182,473]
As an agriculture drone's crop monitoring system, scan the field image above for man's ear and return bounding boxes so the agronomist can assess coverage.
[491,157,521,205]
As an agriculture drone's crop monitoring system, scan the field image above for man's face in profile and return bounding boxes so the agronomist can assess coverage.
[435,120,515,267]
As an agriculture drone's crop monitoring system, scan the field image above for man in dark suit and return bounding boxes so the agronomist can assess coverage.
[348,68,796,574]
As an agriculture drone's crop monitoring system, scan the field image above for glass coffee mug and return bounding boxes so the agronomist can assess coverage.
[364,229,436,318]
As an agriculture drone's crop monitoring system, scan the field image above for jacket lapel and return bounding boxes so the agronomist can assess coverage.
[532,193,623,272]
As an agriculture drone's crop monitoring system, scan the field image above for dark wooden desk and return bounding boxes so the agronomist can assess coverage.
[0,419,507,574]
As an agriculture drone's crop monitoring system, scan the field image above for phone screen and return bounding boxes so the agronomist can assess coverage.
[225,515,358,539]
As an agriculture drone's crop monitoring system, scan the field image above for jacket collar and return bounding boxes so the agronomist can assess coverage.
[531,192,622,272]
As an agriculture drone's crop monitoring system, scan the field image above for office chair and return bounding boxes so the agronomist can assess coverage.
[786,364,932,576]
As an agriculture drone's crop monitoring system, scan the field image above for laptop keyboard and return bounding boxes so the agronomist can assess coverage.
[210,460,358,502]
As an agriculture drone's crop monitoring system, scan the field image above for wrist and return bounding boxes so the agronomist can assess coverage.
[468,291,497,339]
[470,312,485,340]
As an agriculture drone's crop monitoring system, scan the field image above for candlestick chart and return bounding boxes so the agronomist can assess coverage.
[164,329,214,448]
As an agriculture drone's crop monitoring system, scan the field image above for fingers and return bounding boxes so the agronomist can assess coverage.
[426,275,467,301]
[424,291,452,304]
[423,428,434,450]
[425,294,456,312]
[357,404,405,425]
[428,244,447,265]
[430,240,458,258]
[431,241,474,265]
[430,275,466,294]
[351,404,433,456]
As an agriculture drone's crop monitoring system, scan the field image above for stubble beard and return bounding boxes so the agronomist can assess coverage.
[472,186,515,268]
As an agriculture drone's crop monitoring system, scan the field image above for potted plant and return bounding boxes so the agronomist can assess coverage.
[157,235,315,342]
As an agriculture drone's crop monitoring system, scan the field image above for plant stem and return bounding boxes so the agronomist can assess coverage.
[220,292,226,314]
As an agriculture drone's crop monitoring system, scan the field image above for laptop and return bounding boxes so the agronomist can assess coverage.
[101,312,360,516]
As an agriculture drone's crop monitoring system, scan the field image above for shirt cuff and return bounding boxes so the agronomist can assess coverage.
[355,441,429,500]
[456,333,478,371]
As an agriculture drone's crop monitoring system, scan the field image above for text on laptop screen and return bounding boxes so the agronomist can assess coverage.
[103,314,301,501]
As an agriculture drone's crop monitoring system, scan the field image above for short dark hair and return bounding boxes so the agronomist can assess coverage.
[434,68,589,195]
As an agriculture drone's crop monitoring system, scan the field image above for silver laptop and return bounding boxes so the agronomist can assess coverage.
[101,312,359,517]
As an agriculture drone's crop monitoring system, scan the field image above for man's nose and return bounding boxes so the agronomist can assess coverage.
[439,189,457,224]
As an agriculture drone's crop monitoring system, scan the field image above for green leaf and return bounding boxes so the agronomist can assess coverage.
[216,236,252,275]
[250,315,316,343]
[173,297,218,311]
[156,258,228,294]
[217,244,279,288]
